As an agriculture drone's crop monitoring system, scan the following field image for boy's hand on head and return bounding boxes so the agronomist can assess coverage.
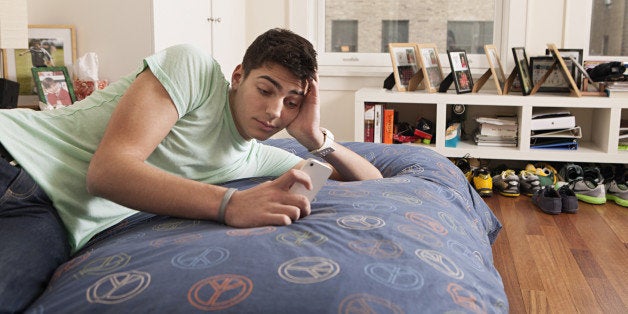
[286,74,324,150]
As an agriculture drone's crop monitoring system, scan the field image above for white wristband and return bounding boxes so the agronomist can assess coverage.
[217,188,237,224]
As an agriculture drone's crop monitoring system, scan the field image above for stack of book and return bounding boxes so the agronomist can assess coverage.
[363,103,395,144]
[530,109,580,149]
[605,81,628,98]
[474,116,518,147]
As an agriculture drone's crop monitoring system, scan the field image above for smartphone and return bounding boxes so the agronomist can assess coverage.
[289,158,333,202]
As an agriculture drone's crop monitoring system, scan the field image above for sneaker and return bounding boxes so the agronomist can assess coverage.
[532,186,562,215]
[493,169,520,197]
[557,185,579,213]
[453,155,473,182]
[532,163,558,187]
[472,167,493,197]
[557,179,606,205]
[519,170,541,196]
[605,180,628,207]
[583,166,604,185]
[559,163,584,183]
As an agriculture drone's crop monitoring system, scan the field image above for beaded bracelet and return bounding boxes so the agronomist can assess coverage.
[217,188,237,224]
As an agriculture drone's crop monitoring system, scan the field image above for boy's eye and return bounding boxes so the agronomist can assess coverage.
[258,88,271,95]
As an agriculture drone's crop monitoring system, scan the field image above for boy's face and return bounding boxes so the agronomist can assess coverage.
[229,63,306,141]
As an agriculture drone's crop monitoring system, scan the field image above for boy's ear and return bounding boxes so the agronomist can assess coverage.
[231,64,244,88]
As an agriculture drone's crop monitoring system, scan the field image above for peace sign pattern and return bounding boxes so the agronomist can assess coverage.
[27,140,508,313]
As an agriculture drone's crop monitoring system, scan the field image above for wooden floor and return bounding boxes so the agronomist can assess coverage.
[485,194,628,314]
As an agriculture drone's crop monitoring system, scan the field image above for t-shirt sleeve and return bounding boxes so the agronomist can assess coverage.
[142,44,227,118]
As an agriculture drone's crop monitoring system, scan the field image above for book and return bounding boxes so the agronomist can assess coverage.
[475,116,517,125]
[374,104,384,143]
[531,139,578,150]
[478,123,518,137]
[383,109,395,144]
[364,104,375,142]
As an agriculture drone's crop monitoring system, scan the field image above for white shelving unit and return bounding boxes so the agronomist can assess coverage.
[354,87,627,164]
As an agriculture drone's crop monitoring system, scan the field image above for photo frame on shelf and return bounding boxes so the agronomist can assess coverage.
[2,25,77,96]
[446,50,473,94]
[473,44,506,94]
[388,43,421,92]
[32,66,76,108]
[545,48,583,88]
[511,47,533,95]
[416,43,444,93]
[545,43,582,97]
[530,56,574,93]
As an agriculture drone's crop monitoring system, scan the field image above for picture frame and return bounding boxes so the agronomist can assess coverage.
[546,43,582,97]
[388,43,420,92]
[446,50,473,94]
[545,48,583,88]
[530,56,574,93]
[32,66,76,108]
[416,43,444,93]
[2,24,77,96]
[511,47,533,96]
[473,44,506,94]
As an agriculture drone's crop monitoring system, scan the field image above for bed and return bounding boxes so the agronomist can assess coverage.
[25,139,508,313]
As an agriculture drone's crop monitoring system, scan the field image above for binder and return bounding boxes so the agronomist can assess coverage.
[530,126,582,138]
[530,115,576,131]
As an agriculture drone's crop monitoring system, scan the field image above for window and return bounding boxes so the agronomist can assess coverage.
[381,20,409,52]
[293,0,500,69]
[331,20,358,52]
[589,0,628,56]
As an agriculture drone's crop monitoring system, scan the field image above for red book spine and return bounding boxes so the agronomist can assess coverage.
[383,109,395,144]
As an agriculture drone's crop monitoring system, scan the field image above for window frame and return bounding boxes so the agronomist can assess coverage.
[289,0,508,73]
[289,0,627,76]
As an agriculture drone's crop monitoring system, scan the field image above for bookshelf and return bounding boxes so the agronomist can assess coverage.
[354,87,627,163]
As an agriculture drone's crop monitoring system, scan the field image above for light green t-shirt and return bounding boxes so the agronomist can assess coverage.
[0,44,301,252]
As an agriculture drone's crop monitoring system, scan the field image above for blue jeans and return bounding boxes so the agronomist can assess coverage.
[0,158,70,313]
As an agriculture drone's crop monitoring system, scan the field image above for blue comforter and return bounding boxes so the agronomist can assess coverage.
[27,140,508,313]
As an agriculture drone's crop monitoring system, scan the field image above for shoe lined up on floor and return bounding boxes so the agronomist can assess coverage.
[557,185,579,213]
[557,163,606,205]
[529,163,558,187]
[532,186,562,215]
[473,167,493,197]
[519,169,541,196]
[493,170,520,197]
[450,157,626,207]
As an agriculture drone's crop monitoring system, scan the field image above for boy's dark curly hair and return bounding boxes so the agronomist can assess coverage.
[242,28,317,81]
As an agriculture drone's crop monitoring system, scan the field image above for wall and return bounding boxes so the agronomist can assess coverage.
[21,0,583,142]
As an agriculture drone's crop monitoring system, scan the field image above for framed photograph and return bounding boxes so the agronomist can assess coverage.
[546,43,581,97]
[416,43,444,93]
[511,47,532,95]
[473,45,504,94]
[545,48,583,88]
[446,50,473,94]
[388,43,420,92]
[32,66,76,108]
[2,25,77,96]
[530,56,574,93]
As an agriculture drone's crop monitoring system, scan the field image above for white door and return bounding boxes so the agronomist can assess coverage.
[151,0,245,76]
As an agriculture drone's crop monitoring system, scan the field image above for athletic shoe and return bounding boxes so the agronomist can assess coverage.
[532,163,558,187]
[557,179,606,205]
[583,166,604,185]
[605,180,628,207]
[532,186,562,215]
[557,185,578,213]
[519,170,541,196]
[472,167,493,197]
[453,155,473,182]
[493,169,520,197]
[559,163,584,183]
